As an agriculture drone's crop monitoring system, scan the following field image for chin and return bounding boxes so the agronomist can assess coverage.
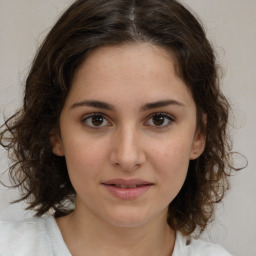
[103,209,158,228]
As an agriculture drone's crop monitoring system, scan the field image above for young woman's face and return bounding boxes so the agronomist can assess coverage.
[53,43,205,228]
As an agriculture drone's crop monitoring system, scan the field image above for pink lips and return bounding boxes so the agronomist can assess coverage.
[102,179,153,199]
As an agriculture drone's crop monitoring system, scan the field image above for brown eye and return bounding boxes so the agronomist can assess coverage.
[83,114,110,127]
[145,113,174,128]
[91,115,104,126]
[152,115,165,126]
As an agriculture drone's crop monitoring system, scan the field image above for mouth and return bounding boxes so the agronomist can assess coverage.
[101,179,153,199]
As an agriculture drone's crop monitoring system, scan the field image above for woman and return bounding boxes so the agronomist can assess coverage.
[0,0,237,255]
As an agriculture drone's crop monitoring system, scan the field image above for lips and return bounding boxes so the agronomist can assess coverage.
[102,179,153,199]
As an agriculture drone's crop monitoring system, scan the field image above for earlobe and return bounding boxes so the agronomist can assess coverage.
[50,133,65,156]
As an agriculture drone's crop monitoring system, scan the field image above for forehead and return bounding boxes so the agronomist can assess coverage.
[76,43,179,80]
[65,43,194,109]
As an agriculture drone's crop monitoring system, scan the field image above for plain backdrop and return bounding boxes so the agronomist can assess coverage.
[0,1,255,255]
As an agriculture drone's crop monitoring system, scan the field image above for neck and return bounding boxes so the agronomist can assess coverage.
[57,207,176,256]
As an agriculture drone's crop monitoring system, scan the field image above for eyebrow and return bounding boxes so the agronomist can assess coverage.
[71,100,115,111]
[140,99,185,111]
[70,99,184,111]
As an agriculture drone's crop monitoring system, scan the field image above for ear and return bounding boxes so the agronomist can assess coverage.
[190,129,206,160]
[190,114,207,160]
[49,131,65,156]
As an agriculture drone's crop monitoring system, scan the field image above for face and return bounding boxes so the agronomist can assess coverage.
[52,43,205,228]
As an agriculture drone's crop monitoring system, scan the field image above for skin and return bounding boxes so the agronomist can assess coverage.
[52,43,205,256]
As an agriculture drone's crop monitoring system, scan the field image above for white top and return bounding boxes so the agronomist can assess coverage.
[0,216,232,256]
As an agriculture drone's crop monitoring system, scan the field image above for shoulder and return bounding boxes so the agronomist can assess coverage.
[173,232,233,256]
[0,215,57,256]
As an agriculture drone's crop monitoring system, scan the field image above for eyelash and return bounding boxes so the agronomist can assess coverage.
[81,112,175,129]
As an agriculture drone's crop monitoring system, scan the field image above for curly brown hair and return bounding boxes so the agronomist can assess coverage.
[0,0,236,235]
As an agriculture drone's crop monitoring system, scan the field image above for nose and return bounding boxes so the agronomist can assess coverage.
[110,126,146,171]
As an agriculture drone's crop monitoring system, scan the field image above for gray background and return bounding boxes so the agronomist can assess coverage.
[0,1,255,255]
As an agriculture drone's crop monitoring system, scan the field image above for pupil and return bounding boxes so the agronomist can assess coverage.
[92,115,103,126]
[153,115,164,126]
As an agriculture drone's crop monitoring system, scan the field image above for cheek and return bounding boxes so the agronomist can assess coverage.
[151,135,193,165]
[63,138,108,184]
[149,137,192,188]
[63,144,107,200]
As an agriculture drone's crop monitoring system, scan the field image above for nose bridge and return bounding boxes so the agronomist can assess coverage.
[110,123,145,170]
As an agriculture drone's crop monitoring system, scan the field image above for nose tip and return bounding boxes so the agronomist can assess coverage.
[110,128,145,171]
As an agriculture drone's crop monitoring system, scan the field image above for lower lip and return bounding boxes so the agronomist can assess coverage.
[103,184,152,199]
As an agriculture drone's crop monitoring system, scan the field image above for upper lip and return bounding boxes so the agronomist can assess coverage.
[102,179,153,186]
